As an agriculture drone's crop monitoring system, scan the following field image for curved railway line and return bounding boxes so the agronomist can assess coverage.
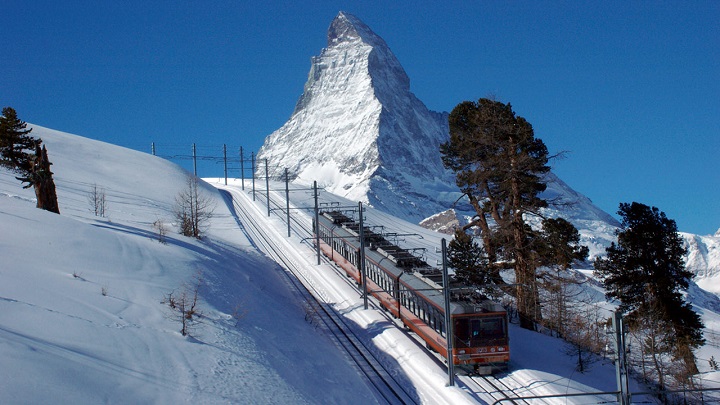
[248,187,536,404]
[216,181,704,405]
[222,187,419,405]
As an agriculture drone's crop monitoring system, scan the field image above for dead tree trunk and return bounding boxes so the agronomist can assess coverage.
[31,143,60,214]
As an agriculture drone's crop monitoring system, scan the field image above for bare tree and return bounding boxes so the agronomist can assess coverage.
[174,176,215,238]
[560,302,607,373]
[152,217,168,244]
[162,272,204,337]
[303,300,323,329]
[88,183,107,217]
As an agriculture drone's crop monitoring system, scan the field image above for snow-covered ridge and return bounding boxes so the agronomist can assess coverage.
[684,232,720,292]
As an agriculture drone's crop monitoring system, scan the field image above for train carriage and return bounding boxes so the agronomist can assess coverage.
[314,210,509,375]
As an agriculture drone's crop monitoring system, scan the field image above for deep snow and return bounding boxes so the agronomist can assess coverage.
[3,125,720,404]
[0,126,378,404]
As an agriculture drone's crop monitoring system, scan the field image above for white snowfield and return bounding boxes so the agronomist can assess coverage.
[2,125,720,403]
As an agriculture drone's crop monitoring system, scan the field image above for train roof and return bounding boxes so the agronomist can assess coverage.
[318,211,505,316]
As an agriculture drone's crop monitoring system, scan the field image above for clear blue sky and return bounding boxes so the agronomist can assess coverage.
[3,1,718,235]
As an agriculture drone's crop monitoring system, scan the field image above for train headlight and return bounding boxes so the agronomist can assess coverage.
[458,350,466,354]
[490,347,496,353]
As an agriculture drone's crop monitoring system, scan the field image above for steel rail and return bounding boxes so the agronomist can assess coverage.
[225,189,418,405]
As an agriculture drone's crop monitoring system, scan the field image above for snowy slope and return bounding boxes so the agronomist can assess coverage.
[4,123,720,403]
[0,125,379,404]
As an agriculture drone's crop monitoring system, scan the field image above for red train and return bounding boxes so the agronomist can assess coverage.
[315,210,509,375]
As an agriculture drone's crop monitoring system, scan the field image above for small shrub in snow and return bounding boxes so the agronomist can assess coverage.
[231,302,248,327]
[152,218,168,244]
[303,300,322,329]
[162,272,204,337]
[87,183,108,217]
[173,176,214,239]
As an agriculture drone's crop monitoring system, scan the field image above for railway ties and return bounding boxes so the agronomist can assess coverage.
[467,376,521,405]
[261,189,514,405]
[466,375,556,405]
[225,188,418,405]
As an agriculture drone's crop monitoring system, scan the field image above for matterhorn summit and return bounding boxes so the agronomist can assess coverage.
[257,12,458,221]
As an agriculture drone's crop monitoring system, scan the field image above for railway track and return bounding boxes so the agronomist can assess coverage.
[223,188,419,405]
[255,187,531,405]
[464,375,543,405]
[466,376,517,405]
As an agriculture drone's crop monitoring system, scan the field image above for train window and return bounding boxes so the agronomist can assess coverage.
[455,316,503,347]
[479,317,505,339]
[455,316,505,343]
[454,318,470,347]
[432,309,442,334]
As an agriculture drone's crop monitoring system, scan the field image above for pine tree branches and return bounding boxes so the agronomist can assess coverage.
[595,202,704,390]
[441,98,586,330]
[0,107,60,213]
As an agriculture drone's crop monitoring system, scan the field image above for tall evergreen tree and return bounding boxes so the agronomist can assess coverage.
[0,107,35,174]
[0,107,60,213]
[595,202,703,383]
[440,98,552,329]
[447,229,490,289]
[535,217,589,270]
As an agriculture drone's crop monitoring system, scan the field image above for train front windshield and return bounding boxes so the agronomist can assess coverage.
[455,316,506,347]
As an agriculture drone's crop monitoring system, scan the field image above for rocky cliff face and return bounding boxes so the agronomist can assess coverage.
[684,231,720,293]
[257,12,457,220]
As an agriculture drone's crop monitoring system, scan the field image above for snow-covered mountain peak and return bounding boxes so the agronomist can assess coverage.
[259,12,451,216]
[328,12,384,48]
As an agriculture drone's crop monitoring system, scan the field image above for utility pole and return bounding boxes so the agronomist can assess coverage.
[314,181,321,265]
[285,168,291,237]
[265,159,270,217]
[251,152,256,201]
[441,238,455,387]
[223,144,227,185]
[151,142,155,156]
[240,147,245,190]
[359,202,368,310]
[192,143,197,177]
[612,310,631,405]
